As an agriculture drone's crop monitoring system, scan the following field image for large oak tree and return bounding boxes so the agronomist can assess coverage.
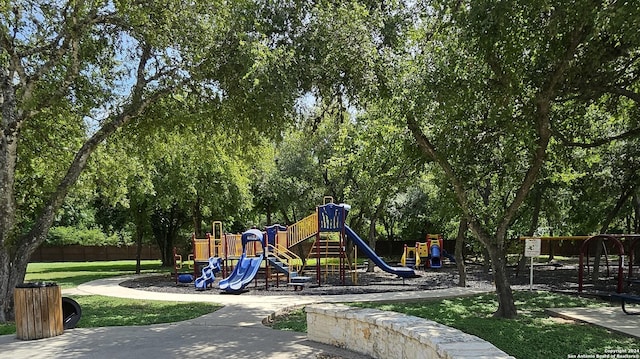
[397,1,640,318]
[0,0,311,322]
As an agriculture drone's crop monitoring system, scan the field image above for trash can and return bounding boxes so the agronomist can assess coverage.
[14,282,64,340]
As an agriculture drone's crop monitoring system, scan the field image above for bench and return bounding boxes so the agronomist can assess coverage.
[610,293,640,315]
[287,275,311,291]
[287,282,305,291]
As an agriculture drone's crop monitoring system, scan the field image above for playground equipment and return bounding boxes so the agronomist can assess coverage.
[345,225,415,278]
[401,234,455,269]
[173,247,194,285]
[184,198,417,293]
[579,234,632,294]
[192,221,226,276]
[219,228,265,292]
[265,197,416,286]
[264,224,307,286]
[519,234,640,294]
[194,256,222,290]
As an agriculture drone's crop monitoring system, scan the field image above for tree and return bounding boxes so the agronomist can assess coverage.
[396,1,640,318]
[2,0,201,322]
[0,0,312,323]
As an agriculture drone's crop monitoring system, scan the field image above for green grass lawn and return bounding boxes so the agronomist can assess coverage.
[0,260,220,336]
[24,260,167,288]
[269,291,640,359]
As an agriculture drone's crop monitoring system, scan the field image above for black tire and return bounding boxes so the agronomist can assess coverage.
[61,297,82,329]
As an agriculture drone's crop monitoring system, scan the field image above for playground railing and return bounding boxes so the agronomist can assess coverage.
[268,243,302,273]
[193,236,211,262]
[224,234,243,258]
[210,221,224,257]
[287,212,318,248]
[209,239,223,258]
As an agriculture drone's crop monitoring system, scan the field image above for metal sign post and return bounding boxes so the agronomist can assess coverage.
[524,238,541,290]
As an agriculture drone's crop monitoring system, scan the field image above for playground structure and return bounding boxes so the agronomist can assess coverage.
[401,234,455,270]
[175,197,417,292]
[519,234,640,294]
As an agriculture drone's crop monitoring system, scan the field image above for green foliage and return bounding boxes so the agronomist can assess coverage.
[0,323,15,335]
[45,226,132,246]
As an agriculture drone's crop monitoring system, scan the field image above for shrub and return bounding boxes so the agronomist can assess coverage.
[46,226,132,246]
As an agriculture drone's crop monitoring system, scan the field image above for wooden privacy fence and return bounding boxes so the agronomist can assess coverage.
[30,245,161,262]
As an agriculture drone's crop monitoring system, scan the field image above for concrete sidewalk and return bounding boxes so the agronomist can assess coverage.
[0,276,488,359]
[546,306,640,339]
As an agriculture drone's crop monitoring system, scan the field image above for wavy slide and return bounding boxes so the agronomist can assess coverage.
[219,254,263,292]
[345,225,416,278]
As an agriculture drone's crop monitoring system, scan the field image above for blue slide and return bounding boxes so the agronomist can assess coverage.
[194,257,222,290]
[219,254,263,292]
[430,245,442,269]
[345,225,416,278]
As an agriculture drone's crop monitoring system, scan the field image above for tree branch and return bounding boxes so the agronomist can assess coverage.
[17,40,181,253]
[555,126,640,148]
[406,114,480,225]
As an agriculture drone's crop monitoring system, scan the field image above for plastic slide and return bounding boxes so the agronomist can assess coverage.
[194,257,222,290]
[429,245,442,269]
[344,225,416,278]
[219,254,263,292]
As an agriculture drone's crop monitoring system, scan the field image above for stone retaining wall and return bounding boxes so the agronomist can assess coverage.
[306,303,514,359]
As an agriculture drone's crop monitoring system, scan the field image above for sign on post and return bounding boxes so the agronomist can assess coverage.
[524,238,541,290]
[524,238,541,257]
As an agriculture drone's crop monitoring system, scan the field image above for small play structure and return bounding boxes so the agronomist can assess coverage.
[401,234,455,269]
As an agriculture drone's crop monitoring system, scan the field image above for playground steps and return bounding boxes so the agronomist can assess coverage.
[287,273,312,291]
[307,238,344,259]
[404,257,417,268]
[266,255,292,276]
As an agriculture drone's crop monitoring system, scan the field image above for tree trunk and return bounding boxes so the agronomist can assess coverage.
[0,245,31,322]
[266,202,272,225]
[366,218,377,273]
[517,185,543,276]
[134,215,145,275]
[482,247,491,273]
[486,242,517,318]
[366,200,386,273]
[192,196,203,238]
[634,193,640,233]
[455,217,467,287]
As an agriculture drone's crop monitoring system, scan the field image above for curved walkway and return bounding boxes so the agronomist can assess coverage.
[0,276,489,359]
